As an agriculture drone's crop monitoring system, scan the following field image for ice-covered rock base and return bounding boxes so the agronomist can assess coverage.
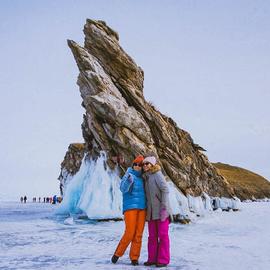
[56,152,122,219]
[56,152,241,222]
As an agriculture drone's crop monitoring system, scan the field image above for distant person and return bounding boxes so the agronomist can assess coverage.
[60,183,63,196]
[43,197,46,203]
[112,155,146,266]
[38,197,41,203]
[23,196,27,203]
[52,195,57,204]
[49,197,52,204]
[20,196,23,203]
[46,197,49,203]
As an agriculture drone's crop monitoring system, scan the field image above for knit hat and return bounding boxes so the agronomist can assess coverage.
[142,156,157,165]
[132,155,144,164]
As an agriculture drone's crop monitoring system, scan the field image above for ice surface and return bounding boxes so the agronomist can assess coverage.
[168,181,191,218]
[187,195,206,216]
[1,201,270,270]
[202,192,213,211]
[212,197,241,211]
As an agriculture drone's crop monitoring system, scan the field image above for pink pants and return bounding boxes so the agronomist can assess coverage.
[147,218,170,264]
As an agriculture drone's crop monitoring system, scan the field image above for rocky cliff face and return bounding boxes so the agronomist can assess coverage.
[60,19,234,198]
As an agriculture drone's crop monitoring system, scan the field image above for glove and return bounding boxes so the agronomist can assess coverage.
[127,174,133,183]
[160,207,168,222]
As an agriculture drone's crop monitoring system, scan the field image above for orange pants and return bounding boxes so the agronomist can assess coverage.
[114,209,146,260]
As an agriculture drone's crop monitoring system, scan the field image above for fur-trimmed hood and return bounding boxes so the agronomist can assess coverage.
[149,164,161,174]
[143,164,161,179]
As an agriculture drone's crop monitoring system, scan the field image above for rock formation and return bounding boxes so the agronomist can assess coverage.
[59,19,235,199]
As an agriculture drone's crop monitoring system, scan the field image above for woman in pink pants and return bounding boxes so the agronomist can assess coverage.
[142,156,172,268]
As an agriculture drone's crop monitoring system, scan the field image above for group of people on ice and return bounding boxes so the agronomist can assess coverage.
[20,195,62,204]
[111,155,172,268]
[20,196,28,203]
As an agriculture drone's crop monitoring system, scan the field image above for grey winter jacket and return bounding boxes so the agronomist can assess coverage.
[143,164,172,221]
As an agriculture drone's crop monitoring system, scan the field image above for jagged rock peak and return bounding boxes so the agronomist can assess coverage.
[63,19,235,198]
[85,19,119,41]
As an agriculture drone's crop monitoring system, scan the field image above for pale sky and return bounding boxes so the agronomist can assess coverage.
[0,0,269,201]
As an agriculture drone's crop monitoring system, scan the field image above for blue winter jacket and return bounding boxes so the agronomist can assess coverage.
[120,167,146,213]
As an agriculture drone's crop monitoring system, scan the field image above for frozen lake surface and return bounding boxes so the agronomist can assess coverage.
[0,201,269,270]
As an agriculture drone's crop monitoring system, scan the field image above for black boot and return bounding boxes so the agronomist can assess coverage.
[111,255,119,264]
[144,261,156,266]
[131,260,139,266]
[156,263,168,268]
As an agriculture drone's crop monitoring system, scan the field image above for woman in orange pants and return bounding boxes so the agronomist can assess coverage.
[111,155,146,266]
